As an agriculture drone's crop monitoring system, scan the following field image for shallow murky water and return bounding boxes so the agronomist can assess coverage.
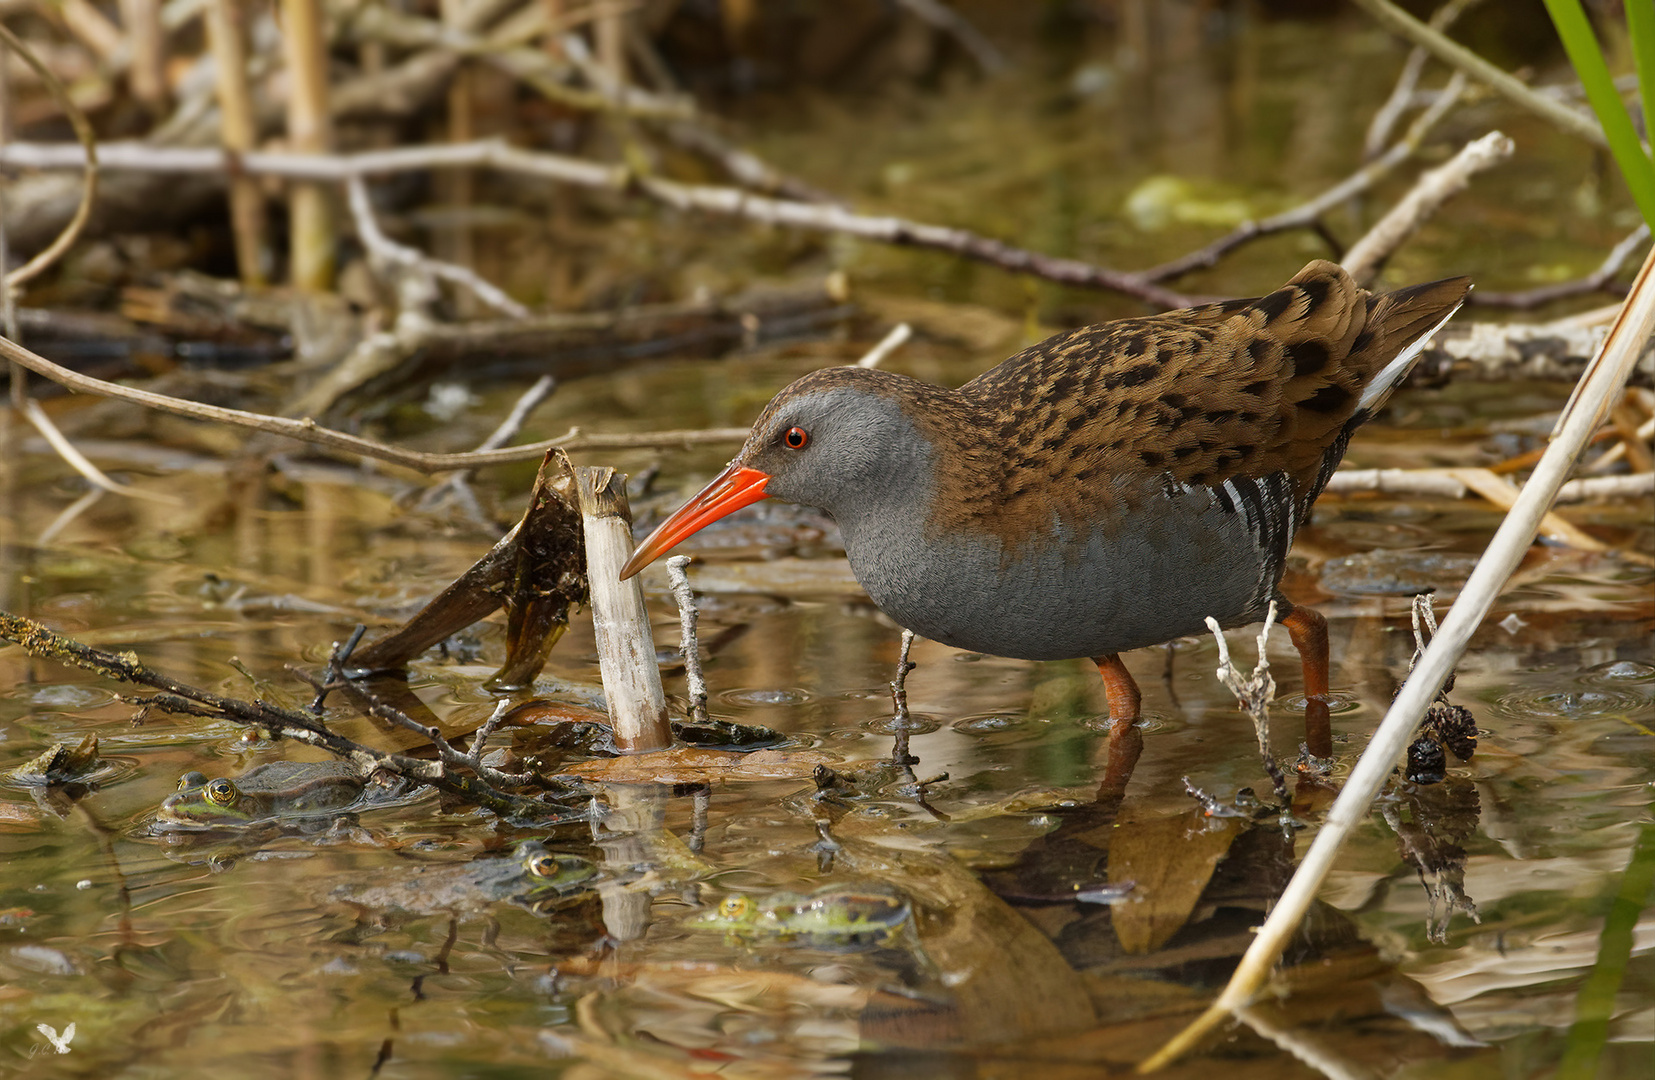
[3,5,1654,1078]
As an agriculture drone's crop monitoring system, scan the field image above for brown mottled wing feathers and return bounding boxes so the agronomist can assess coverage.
[926,260,1468,544]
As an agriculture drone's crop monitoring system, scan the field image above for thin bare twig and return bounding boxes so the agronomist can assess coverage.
[1205,604,1286,803]
[418,374,557,515]
[21,398,178,504]
[0,609,572,820]
[892,0,1007,75]
[0,326,749,472]
[1341,130,1514,284]
[665,555,708,724]
[346,174,529,318]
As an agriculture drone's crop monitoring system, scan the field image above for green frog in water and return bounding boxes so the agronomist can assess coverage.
[333,841,598,915]
[156,760,368,830]
[690,882,913,945]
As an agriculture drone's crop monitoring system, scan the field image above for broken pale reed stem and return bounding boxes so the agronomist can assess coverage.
[1341,130,1514,284]
[346,174,529,317]
[576,466,670,752]
[664,555,708,724]
[856,322,912,369]
[1205,603,1285,802]
[1140,246,1655,1074]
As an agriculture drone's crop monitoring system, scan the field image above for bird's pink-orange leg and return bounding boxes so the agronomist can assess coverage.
[1281,604,1333,758]
[1093,653,1144,800]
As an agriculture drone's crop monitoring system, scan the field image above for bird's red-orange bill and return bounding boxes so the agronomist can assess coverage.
[618,465,772,579]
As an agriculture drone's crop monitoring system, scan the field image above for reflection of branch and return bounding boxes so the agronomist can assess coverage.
[1348,0,1607,147]
[0,139,1195,308]
[1341,130,1513,284]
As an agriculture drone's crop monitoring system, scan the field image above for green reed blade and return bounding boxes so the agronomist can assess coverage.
[1545,0,1655,227]
[1626,0,1655,152]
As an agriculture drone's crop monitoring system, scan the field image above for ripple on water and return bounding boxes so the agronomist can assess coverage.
[1494,687,1650,722]
[951,713,1023,735]
[1079,712,1181,735]
[1318,550,1480,596]
[719,688,813,707]
[11,684,116,710]
[1277,691,1363,715]
[864,714,942,735]
[1581,659,1655,686]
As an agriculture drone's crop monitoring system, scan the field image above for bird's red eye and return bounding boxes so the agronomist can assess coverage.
[784,427,808,449]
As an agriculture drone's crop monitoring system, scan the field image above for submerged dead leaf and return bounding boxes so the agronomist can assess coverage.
[556,746,835,784]
[1107,807,1242,954]
[842,840,1097,1048]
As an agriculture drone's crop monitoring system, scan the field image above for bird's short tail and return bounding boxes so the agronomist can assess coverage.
[1355,275,1473,417]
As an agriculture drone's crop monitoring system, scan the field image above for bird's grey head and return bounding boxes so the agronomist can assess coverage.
[734,368,934,519]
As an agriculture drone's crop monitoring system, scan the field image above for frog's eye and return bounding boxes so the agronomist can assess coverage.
[527,854,559,878]
[176,772,206,792]
[717,895,751,920]
[205,778,237,806]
